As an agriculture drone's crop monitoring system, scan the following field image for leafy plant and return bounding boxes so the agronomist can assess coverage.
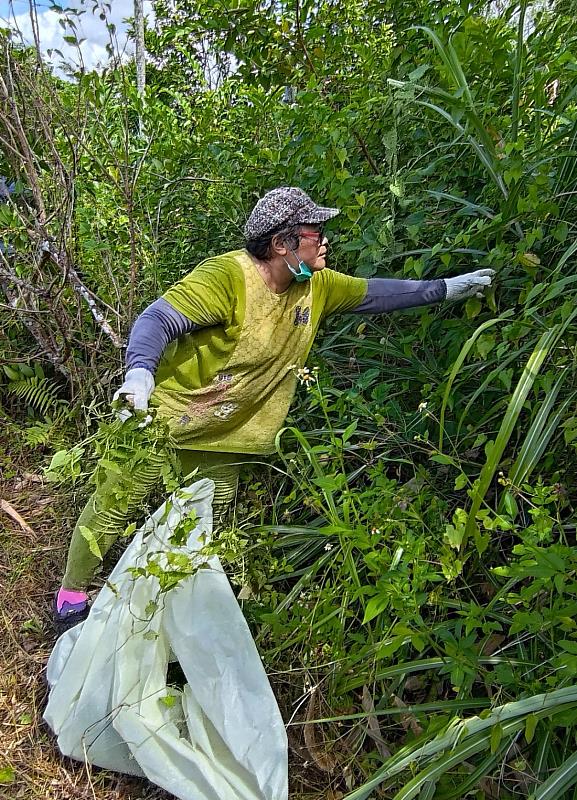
[2,0,577,796]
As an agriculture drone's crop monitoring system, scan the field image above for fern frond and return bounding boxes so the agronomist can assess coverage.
[8,376,68,418]
[24,421,56,447]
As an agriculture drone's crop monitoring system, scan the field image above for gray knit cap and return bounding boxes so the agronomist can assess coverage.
[244,187,339,239]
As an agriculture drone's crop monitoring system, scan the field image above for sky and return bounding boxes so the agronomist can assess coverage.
[0,0,155,72]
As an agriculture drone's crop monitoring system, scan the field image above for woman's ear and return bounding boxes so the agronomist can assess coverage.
[270,233,289,257]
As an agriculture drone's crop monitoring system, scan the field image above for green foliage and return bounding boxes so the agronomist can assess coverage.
[45,444,86,484]
[2,0,577,795]
[0,766,15,785]
[6,376,68,419]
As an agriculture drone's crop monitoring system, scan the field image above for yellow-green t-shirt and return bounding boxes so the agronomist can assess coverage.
[151,249,367,454]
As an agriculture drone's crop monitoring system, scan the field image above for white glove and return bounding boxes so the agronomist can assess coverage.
[444,269,496,301]
[112,368,155,420]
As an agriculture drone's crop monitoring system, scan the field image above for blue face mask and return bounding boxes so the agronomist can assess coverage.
[284,254,313,282]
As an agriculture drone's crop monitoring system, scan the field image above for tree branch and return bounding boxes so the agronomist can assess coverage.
[41,244,124,350]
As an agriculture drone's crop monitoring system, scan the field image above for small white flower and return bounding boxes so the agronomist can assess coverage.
[324,543,334,551]
[418,401,428,413]
[370,527,381,535]
[296,367,317,386]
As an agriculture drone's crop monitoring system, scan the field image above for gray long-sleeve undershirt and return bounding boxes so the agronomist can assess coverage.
[126,298,201,372]
[353,277,446,314]
[126,278,447,373]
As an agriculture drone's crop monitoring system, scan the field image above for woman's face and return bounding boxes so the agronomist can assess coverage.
[293,224,329,271]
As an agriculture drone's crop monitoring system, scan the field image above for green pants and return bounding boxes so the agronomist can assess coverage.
[62,449,249,591]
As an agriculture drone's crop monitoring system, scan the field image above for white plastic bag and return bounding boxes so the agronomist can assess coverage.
[44,478,288,800]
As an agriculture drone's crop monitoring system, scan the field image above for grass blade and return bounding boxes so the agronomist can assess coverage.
[344,686,577,800]
[533,750,577,800]
[507,377,574,488]
[438,311,514,451]
[341,656,530,692]
[416,98,506,196]
[297,698,490,725]
[438,738,513,800]
[426,189,496,220]
[390,730,517,800]
[456,342,534,439]
[465,309,577,542]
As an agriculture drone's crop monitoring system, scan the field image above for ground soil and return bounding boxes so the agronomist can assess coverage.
[0,467,174,800]
[0,462,342,800]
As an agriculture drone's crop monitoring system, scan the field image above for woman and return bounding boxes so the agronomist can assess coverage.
[54,186,494,631]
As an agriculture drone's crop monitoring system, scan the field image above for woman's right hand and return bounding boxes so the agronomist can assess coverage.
[112,368,155,419]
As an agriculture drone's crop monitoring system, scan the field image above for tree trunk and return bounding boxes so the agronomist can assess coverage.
[134,0,146,98]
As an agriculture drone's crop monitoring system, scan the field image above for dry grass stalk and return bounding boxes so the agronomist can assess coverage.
[360,685,391,760]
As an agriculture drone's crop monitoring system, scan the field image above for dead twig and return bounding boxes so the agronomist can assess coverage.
[0,498,36,535]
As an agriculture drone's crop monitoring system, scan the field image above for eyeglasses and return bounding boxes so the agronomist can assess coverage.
[298,228,324,246]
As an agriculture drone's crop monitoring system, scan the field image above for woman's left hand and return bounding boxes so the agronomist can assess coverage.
[444,269,496,301]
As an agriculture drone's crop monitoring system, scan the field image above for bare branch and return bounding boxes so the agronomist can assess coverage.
[41,244,124,350]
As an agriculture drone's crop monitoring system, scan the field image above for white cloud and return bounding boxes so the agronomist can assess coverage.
[1,1,155,73]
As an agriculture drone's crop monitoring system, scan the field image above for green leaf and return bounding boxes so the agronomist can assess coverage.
[476,333,496,360]
[474,528,490,556]
[503,491,518,518]
[443,508,468,552]
[525,714,537,744]
[519,251,541,267]
[0,767,15,784]
[79,526,102,560]
[490,722,503,754]
[335,146,347,166]
[160,694,177,708]
[97,459,123,474]
[363,595,388,624]
[145,601,158,617]
[465,296,482,318]
[454,473,468,491]
[408,63,430,81]
[122,522,137,538]
[342,419,358,443]
[3,365,20,380]
[48,450,69,469]
[430,453,455,465]
[376,636,406,658]
[444,523,464,550]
